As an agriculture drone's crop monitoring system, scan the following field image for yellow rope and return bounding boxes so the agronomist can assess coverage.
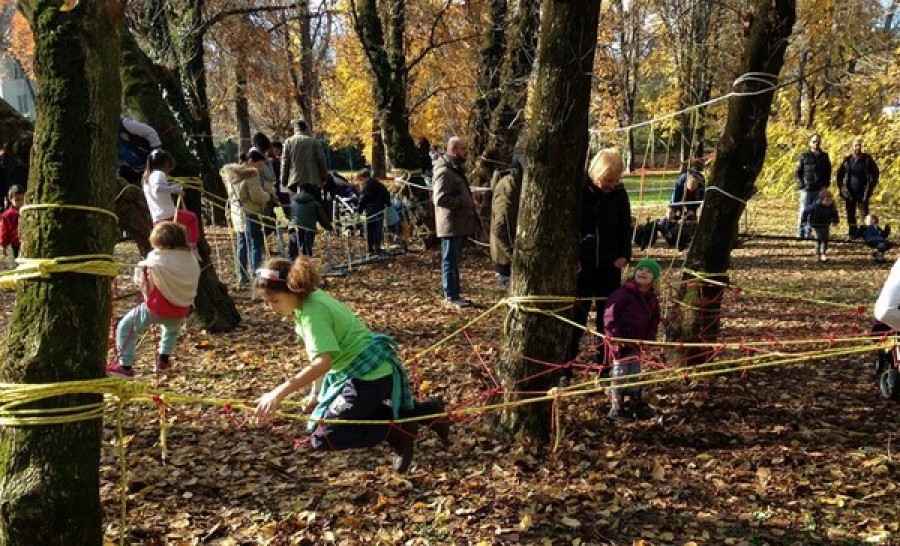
[20,203,118,223]
[0,254,121,289]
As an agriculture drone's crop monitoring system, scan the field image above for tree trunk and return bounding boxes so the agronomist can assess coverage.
[371,115,386,178]
[468,0,508,163]
[468,0,540,190]
[298,3,316,129]
[235,62,251,154]
[498,0,600,441]
[350,0,418,170]
[666,0,796,362]
[0,1,122,543]
[121,29,241,332]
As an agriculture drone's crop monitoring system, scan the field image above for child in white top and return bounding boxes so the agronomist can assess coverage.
[142,149,200,252]
[107,222,201,379]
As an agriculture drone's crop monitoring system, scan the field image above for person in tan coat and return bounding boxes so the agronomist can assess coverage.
[489,157,523,288]
[432,137,478,307]
[281,119,328,195]
[222,150,275,283]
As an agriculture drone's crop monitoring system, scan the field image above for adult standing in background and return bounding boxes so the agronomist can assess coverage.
[489,157,523,288]
[433,137,478,308]
[281,119,328,200]
[562,148,632,386]
[795,134,831,239]
[836,137,879,238]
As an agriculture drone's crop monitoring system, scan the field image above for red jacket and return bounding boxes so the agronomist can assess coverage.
[0,206,20,248]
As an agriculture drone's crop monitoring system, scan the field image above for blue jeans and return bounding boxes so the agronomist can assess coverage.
[440,236,467,300]
[246,216,264,274]
[235,231,250,283]
[798,190,818,237]
[116,303,184,367]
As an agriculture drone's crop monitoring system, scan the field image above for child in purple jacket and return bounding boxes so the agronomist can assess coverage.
[603,258,662,421]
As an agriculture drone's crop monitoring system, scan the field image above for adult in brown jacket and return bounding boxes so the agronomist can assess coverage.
[489,157,523,288]
[281,119,328,195]
[433,136,478,307]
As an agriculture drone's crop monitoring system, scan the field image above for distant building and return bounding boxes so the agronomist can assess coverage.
[0,54,37,120]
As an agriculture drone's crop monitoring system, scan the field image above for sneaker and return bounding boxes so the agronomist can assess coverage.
[629,401,654,420]
[875,252,886,263]
[607,408,634,422]
[154,355,171,373]
[820,254,828,262]
[444,298,471,308]
[106,363,135,380]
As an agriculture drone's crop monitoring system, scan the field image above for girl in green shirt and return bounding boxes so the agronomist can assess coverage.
[253,257,449,472]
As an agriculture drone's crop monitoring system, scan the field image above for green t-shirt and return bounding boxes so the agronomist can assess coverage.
[294,290,391,380]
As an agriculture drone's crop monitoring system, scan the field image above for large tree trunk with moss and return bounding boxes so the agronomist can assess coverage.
[497,0,600,441]
[666,0,796,362]
[468,0,540,191]
[121,29,241,332]
[0,98,33,145]
[0,1,121,543]
[350,0,418,171]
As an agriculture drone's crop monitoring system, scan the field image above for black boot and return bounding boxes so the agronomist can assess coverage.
[385,424,417,473]
[413,397,451,447]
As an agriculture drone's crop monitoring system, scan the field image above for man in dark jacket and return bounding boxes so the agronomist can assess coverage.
[795,134,831,238]
[836,137,879,238]
[563,149,632,385]
[356,170,392,256]
[433,137,478,307]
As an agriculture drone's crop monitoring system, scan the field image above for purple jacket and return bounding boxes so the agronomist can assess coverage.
[603,279,661,360]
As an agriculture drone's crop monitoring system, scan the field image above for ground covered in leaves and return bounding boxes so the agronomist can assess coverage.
[3,197,900,545]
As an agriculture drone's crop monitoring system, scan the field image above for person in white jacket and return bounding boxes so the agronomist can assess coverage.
[107,222,201,379]
[875,258,900,330]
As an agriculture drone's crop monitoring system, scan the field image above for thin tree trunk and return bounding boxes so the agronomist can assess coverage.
[498,0,600,441]
[468,0,540,190]
[350,0,418,170]
[235,62,251,154]
[371,115,386,178]
[468,0,508,163]
[0,1,122,543]
[121,29,241,332]
[667,0,796,362]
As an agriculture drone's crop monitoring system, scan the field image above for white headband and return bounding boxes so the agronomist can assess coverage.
[255,268,285,282]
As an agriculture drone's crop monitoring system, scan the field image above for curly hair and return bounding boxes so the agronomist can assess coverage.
[254,257,321,303]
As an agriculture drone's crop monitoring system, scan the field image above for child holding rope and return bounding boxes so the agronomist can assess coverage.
[253,257,449,473]
[107,222,200,379]
[143,149,200,255]
[604,258,661,422]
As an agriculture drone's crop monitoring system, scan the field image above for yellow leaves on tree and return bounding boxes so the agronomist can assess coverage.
[7,10,35,79]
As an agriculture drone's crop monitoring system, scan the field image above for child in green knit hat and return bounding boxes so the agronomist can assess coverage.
[602,258,662,421]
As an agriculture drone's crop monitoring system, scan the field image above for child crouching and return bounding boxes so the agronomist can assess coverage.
[253,257,449,473]
[859,214,892,263]
[107,222,200,379]
[603,258,661,421]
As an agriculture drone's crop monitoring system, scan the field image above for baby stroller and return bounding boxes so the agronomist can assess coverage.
[871,322,900,401]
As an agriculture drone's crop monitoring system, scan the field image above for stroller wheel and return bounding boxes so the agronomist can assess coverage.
[880,368,900,401]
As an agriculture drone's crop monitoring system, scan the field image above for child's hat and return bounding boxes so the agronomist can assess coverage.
[634,258,661,281]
